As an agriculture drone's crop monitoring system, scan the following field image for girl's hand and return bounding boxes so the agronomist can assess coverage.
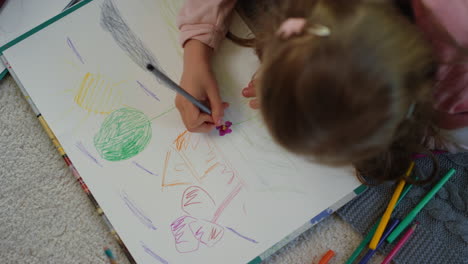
[242,79,259,109]
[176,40,228,133]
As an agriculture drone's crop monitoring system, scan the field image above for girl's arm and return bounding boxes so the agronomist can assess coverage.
[178,0,237,50]
[176,0,237,133]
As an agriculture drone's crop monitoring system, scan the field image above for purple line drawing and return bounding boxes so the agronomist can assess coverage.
[137,80,160,101]
[133,161,158,176]
[120,190,157,230]
[225,227,259,244]
[141,241,169,264]
[67,37,85,64]
[75,141,103,167]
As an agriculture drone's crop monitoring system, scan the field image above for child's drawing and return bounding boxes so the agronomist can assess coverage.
[74,72,124,115]
[161,131,244,189]
[140,241,169,264]
[155,0,183,57]
[100,0,165,80]
[64,36,129,119]
[137,80,160,102]
[120,190,157,230]
[132,161,158,176]
[225,227,259,244]
[66,37,85,64]
[170,183,256,253]
[75,140,103,167]
[94,107,152,161]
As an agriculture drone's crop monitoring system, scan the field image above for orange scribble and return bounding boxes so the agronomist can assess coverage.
[174,131,189,151]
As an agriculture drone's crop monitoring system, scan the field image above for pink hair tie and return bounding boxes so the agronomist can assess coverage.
[277,18,307,39]
[277,18,330,39]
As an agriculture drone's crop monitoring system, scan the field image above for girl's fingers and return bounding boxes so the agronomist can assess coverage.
[242,85,256,98]
[249,99,259,109]
[205,85,224,126]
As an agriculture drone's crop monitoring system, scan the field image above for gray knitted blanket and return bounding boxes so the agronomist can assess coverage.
[337,153,468,264]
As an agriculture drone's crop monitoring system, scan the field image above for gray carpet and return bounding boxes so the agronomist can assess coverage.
[0,74,385,264]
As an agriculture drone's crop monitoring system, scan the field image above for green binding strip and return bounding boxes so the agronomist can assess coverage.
[248,256,262,264]
[354,184,368,195]
[0,68,7,80]
[0,0,95,53]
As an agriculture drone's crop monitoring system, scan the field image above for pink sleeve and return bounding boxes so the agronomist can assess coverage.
[177,0,237,50]
[413,0,468,129]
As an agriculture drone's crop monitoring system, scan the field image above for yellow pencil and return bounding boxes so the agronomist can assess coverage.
[369,162,415,249]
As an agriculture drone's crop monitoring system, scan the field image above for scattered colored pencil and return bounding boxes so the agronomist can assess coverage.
[318,249,335,264]
[387,168,456,243]
[358,219,400,264]
[344,173,416,264]
[381,223,418,264]
[369,162,414,249]
[104,247,118,264]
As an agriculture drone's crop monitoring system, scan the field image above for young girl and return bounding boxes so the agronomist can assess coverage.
[175,0,468,182]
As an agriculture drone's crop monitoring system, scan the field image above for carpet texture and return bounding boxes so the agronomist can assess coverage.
[0,73,382,263]
[338,154,468,264]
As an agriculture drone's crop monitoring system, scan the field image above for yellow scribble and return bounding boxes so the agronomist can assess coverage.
[74,72,124,114]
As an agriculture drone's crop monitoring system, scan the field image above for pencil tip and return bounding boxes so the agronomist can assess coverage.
[146,64,154,71]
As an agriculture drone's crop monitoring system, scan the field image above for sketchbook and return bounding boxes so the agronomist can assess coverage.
[0,0,363,263]
[0,0,78,79]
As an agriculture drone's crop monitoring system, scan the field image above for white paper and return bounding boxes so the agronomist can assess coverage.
[3,0,361,263]
[0,0,73,76]
[0,0,72,46]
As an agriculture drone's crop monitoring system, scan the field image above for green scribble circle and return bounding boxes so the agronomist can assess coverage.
[94,107,152,161]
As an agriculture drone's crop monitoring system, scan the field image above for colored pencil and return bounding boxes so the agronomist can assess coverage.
[104,247,118,264]
[357,219,400,264]
[318,249,335,264]
[381,223,418,264]
[369,162,414,249]
[62,0,81,11]
[146,64,212,115]
[387,168,456,243]
[344,183,414,264]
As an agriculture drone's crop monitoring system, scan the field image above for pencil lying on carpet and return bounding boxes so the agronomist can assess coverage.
[344,181,415,264]
[386,168,456,243]
[381,223,418,264]
[146,64,212,115]
[369,162,414,249]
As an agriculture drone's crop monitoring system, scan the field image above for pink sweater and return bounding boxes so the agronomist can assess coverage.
[178,0,237,50]
[178,0,468,129]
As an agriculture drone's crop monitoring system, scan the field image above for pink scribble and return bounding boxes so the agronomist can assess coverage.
[211,183,243,223]
[67,37,85,64]
[170,216,199,253]
[170,183,245,253]
[216,121,232,136]
[188,219,224,247]
[181,186,216,217]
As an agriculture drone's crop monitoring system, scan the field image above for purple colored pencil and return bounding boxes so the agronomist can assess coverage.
[358,219,400,264]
